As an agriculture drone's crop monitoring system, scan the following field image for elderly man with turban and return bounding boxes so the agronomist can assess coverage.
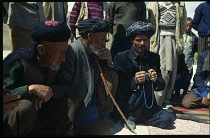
[63,18,118,135]
[113,21,175,131]
[3,21,76,135]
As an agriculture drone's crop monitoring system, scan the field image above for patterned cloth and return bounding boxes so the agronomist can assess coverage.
[77,18,110,35]
[126,21,155,38]
[69,2,104,35]
[158,2,176,27]
[31,21,71,43]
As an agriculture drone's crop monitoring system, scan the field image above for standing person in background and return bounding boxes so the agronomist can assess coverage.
[42,2,68,23]
[147,1,187,110]
[182,30,210,109]
[183,17,198,80]
[3,2,45,52]
[192,1,210,55]
[108,2,146,61]
[69,2,108,39]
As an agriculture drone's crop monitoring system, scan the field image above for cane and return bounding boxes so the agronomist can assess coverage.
[93,55,137,134]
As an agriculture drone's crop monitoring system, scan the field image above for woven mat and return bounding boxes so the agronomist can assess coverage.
[173,106,210,124]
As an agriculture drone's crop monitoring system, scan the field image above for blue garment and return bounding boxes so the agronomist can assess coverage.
[128,105,174,129]
[193,87,210,98]
[82,86,99,123]
[175,76,191,89]
[193,51,210,94]
[192,2,210,37]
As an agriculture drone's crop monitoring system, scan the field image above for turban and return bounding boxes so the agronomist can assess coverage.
[127,21,155,38]
[31,21,71,43]
[77,18,110,35]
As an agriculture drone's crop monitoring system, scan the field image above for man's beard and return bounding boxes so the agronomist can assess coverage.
[49,65,60,71]
[89,43,99,55]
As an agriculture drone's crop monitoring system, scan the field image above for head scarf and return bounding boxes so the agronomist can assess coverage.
[32,21,71,43]
[77,18,110,35]
[127,21,155,38]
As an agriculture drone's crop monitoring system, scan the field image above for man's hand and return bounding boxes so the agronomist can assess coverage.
[97,47,113,66]
[3,81,21,113]
[201,97,209,107]
[148,69,157,82]
[135,71,146,84]
[28,85,53,102]
[31,96,44,111]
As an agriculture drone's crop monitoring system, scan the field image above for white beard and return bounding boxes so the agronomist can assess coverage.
[89,43,99,55]
[49,65,60,71]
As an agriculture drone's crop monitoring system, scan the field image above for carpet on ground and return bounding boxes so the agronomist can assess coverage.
[172,106,210,124]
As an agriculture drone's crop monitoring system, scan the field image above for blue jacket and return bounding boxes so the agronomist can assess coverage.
[192,51,210,97]
[192,2,210,37]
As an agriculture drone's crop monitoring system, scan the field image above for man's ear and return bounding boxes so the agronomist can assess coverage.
[87,32,94,43]
[37,44,44,55]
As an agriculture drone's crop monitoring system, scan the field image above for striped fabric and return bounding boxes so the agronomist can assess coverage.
[69,2,104,35]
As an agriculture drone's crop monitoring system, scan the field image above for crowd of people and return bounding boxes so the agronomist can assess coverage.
[3,1,210,135]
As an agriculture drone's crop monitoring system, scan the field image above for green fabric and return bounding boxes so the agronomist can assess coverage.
[3,59,73,99]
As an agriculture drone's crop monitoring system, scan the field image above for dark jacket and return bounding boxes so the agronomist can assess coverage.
[192,2,210,37]
[114,48,165,119]
[193,51,210,94]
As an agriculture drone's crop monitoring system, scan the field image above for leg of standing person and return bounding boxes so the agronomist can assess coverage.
[9,25,34,52]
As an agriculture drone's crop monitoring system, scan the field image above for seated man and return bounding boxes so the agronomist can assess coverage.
[182,30,210,109]
[3,21,76,135]
[63,18,118,135]
[113,21,175,130]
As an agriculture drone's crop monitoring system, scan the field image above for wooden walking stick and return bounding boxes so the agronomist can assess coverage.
[93,56,137,134]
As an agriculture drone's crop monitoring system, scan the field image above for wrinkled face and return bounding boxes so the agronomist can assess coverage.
[89,32,107,54]
[185,21,193,33]
[38,41,68,67]
[131,34,149,55]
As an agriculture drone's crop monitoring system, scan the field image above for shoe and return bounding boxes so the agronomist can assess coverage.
[124,119,136,130]
[162,100,173,109]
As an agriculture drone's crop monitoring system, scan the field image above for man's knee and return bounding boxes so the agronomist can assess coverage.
[182,91,201,109]
[158,110,174,129]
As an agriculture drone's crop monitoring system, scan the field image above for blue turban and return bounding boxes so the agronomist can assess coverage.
[31,21,71,43]
[127,21,155,38]
[77,18,110,35]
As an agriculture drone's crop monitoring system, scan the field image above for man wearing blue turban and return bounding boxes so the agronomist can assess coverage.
[3,21,76,135]
[63,18,118,135]
[113,21,175,130]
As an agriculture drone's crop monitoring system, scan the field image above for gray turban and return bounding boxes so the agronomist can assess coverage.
[127,21,155,38]
[77,18,110,35]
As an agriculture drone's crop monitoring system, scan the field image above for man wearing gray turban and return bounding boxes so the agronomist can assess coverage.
[63,18,118,135]
[113,21,175,130]
[3,21,75,135]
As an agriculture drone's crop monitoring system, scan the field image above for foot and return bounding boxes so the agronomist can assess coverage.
[124,119,136,130]
[162,100,173,109]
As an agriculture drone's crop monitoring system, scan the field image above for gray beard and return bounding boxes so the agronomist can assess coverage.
[89,43,99,55]
[49,65,60,71]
